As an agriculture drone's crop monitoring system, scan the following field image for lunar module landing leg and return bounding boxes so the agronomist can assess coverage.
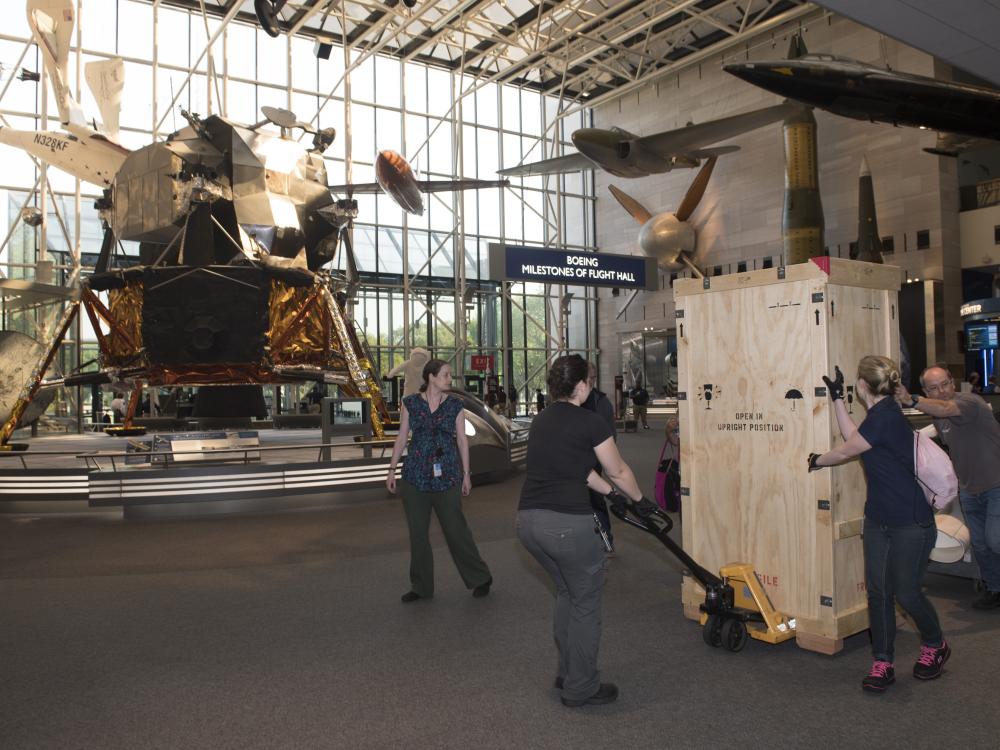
[607,496,796,651]
[0,299,80,449]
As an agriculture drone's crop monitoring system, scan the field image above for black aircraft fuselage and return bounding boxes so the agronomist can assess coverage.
[724,54,1000,142]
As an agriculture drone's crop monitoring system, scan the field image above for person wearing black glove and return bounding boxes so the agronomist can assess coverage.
[810,356,947,694]
[517,354,645,708]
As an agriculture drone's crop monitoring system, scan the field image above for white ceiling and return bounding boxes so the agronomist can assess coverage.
[149,0,816,108]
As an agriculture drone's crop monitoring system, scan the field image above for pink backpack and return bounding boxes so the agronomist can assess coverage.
[914,431,958,511]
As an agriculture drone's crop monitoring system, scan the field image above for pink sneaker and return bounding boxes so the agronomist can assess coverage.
[913,641,950,680]
[862,660,895,693]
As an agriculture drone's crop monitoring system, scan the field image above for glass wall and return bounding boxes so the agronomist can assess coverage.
[0,2,598,425]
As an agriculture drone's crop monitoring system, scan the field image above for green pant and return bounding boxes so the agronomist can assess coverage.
[400,480,492,598]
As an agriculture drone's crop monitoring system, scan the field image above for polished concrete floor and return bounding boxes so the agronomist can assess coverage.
[2,422,998,749]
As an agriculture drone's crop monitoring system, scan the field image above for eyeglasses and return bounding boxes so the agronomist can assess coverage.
[923,378,953,394]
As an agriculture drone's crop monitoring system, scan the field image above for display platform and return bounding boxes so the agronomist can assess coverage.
[0,425,527,519]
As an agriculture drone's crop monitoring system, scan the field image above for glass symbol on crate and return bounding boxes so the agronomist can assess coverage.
[702,384,713,410]
[846,385,854,414]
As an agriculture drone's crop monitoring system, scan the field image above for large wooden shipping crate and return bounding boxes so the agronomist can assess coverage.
[674,258,900,654]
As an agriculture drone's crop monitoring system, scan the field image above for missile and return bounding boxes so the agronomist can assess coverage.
[781,105,824,264]
[854,156,884,264]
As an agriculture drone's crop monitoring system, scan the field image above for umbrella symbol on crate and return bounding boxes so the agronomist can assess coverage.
[784,388,803,411]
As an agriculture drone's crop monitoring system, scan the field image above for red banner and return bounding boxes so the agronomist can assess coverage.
[470,355,494,372]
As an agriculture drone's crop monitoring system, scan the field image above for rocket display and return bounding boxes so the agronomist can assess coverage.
[781,105,825,264]
[853,156,884,264]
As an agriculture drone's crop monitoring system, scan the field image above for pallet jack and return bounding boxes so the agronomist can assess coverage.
[607,493,797,651]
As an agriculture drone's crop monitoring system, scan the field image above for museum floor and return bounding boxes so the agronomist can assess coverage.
[2,424,997,750]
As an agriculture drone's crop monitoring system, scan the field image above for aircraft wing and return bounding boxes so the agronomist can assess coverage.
[416,178,509,192]
[327,182,382,194]
[327,179,510,194]
[498,152,594,177]
[637,101,802,156]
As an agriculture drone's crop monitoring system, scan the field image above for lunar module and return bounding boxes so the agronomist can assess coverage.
[2,102,391,444]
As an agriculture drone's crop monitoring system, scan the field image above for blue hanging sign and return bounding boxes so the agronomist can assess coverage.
[488,243,658,290]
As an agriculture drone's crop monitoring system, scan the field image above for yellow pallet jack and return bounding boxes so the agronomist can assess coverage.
[607,494,796,652]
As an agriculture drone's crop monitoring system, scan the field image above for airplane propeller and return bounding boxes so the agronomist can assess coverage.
[254,0,289,38]
[608,155,718,278]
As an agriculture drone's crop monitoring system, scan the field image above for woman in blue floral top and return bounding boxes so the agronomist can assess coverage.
[387,358,492,603]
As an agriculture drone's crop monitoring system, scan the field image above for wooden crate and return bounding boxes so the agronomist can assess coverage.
[674,257,900,654]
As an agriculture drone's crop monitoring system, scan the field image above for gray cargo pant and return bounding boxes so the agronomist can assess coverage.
[517,508,608,702]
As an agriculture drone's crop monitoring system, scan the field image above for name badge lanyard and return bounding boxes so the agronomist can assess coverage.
[431,406,446,478]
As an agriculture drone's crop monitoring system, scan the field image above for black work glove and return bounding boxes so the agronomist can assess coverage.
[807,453,823,472]
[605,490,629,514]
[822,366,845,401]
[633,496,660,518]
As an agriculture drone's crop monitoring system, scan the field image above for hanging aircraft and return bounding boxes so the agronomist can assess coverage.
[723,42,1000,147]
[328,149,508,216]
[0,0,129,186]
[498,101,802,178]
[607,156,718,275]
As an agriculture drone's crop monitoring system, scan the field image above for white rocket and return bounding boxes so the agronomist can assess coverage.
[0,0,130,187]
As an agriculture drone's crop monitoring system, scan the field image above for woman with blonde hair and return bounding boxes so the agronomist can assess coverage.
[808,355,948,693]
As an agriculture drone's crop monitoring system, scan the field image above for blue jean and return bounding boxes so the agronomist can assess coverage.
[960,485,1000,592]
[863,518,943,663]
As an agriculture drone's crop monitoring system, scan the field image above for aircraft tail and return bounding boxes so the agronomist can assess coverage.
[85,58,125,141]
[27,0,86,130]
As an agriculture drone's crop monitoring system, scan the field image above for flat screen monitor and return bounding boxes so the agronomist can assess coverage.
[328,398,368,426]
[965,322,999,351]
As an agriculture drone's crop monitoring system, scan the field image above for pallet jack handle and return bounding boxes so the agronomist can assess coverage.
[607,495,723,590]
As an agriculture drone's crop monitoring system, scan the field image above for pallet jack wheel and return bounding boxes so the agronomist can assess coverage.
[702,614,723,647]
[721,618,748,652]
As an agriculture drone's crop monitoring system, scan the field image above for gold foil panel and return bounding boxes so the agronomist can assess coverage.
[268,280,342,367]
[105,282,145,364]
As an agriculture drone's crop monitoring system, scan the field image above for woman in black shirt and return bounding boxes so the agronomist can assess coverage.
[518,354,650,708]
[809,356,948,693]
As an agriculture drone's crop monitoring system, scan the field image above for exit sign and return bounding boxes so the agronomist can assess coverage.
[470,355,494,371]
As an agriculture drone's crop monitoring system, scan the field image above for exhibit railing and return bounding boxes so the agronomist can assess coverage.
[0,438,397,472]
